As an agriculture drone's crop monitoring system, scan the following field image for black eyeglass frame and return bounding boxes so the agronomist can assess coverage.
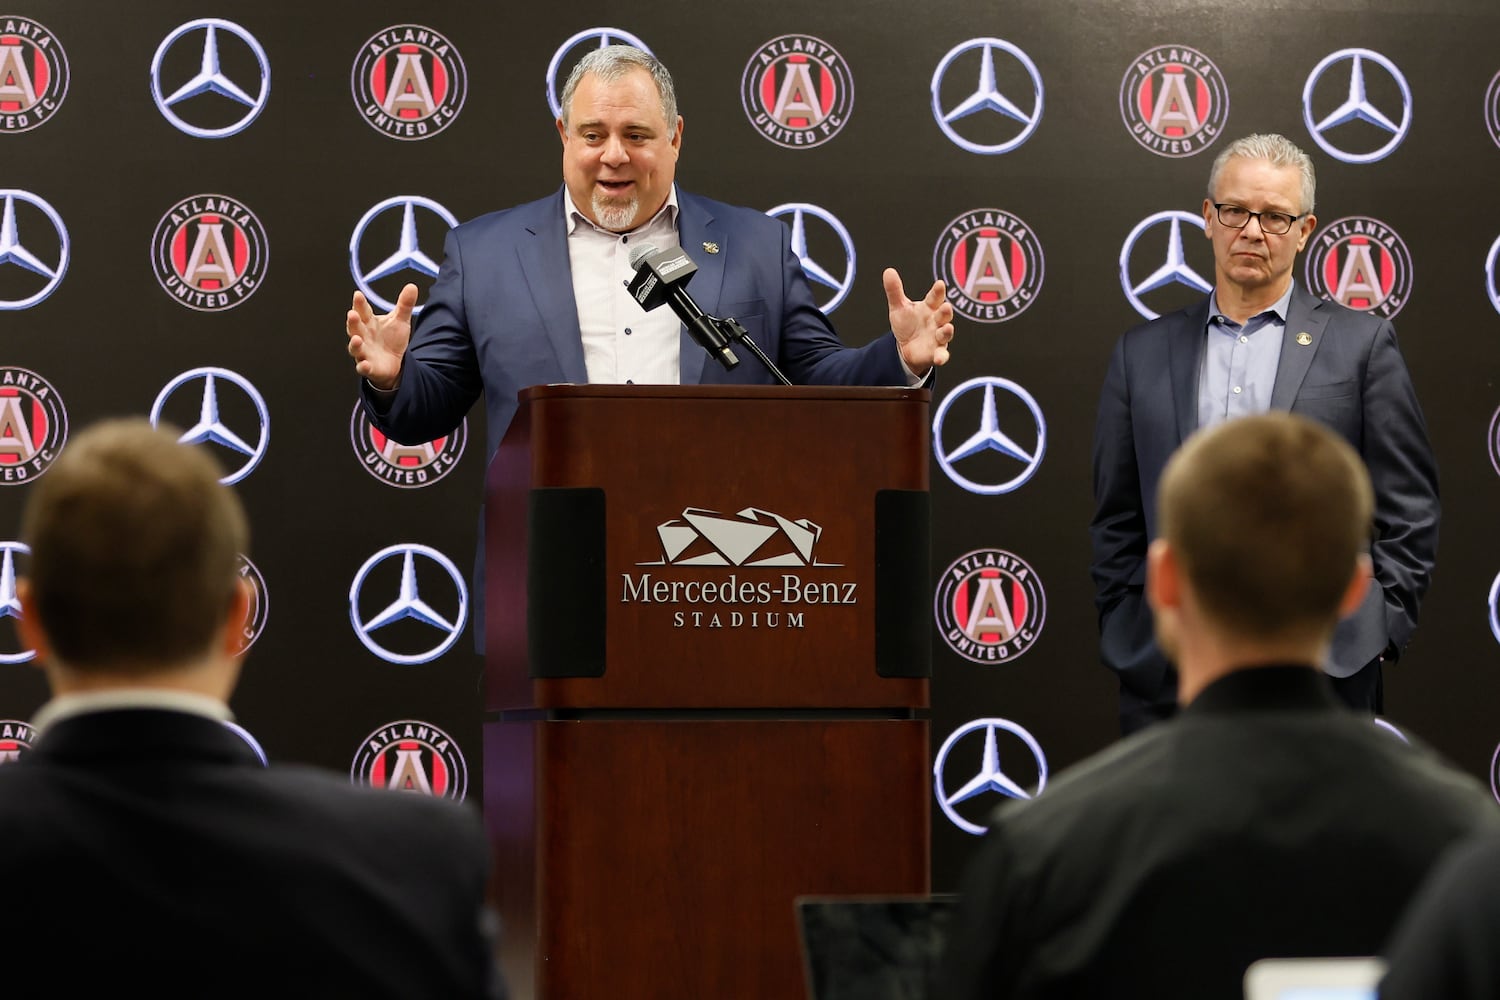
[1211,203,1303,236]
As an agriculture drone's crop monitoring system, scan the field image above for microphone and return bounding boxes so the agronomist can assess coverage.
[626,242,739,371]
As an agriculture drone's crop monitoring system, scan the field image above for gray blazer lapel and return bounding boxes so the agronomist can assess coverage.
[675,192,727,385]
[1269,283,1331,410]
[1171,297,1212,443]
[517,191,588,384]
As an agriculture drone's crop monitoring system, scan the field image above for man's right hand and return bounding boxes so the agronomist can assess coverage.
[346,283,418,390]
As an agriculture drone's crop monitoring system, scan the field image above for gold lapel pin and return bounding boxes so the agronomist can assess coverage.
[702,241,720,255]
[1296,332,1312,346]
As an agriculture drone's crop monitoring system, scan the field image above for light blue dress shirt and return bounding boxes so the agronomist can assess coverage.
[1196,286,1293,430]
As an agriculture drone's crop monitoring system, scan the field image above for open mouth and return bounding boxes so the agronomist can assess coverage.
[597,180,634,196]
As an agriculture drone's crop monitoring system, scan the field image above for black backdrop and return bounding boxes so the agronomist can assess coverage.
[2,0,1498,889]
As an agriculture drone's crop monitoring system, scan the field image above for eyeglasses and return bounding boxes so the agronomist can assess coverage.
[1213,203,1302,236]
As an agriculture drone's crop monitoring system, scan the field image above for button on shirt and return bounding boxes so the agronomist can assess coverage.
[564,186,683,386]
[1196,287,1291,430]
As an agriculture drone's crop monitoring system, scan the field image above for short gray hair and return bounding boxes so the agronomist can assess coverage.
[559,45,678,129]
[1207,133,1317,214]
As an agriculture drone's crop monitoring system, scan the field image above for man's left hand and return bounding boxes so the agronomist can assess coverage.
[884,268,955,376]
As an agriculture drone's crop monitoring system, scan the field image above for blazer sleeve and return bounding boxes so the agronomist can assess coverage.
[768,218,912,387]
[361,227,484,446]
[1089,334,1170,697]
[1360,320,1439,654]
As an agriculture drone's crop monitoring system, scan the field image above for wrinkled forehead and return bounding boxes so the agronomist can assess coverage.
[568,68,670,128]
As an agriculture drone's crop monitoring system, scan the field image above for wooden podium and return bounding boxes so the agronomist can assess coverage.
[483,385,931,999]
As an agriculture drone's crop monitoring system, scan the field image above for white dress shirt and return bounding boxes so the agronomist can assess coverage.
[564,186,684,385]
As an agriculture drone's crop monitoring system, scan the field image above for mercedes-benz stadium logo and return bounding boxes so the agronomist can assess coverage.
[0,189,70,310]
[1302,48,1411,164]
[933,717,1048,835]
[545,27,653,120]
[1119,209,1214,320]
[932,376,1046,495]
[349,543,468,664]
[349,195,458,315]
[150,367,270,485]
[930,37,1043,154]
[150,18,270,138]
[765,203,856,313]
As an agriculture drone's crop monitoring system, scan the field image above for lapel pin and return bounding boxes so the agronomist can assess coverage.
[1296,331,1312,346]
[702,241,720,255]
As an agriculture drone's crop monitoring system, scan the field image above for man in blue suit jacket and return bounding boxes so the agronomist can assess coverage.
[346,44,955,462]
[1090,133,1438,733]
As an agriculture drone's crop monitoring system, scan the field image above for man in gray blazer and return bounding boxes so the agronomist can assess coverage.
[1091,132,1437,732]
[0,419,506,998]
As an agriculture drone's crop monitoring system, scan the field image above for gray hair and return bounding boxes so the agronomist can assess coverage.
[1206,133,1317,214]
[559,45,678,129]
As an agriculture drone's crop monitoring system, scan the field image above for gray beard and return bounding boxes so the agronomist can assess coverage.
[593,192,640,232]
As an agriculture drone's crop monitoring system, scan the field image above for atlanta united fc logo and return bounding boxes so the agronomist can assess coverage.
[349,402,465,488]
[1119,44,1227,157]
[151,194,269,312]
[1303,215,1412,320]
[1486,71,1500,149]
[933,208,1044,323]
[0,366,66,484]
[741,34,853,149]
[934,548,1046,663]
[351,24,466,141]
[0,16,68,133]
[0,720,34,763]
[352,720,468,802]
[234,554,268,655]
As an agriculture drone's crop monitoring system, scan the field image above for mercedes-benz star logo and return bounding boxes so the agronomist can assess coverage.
[223,721,269,765]
[930,37,1043,154]
[545,27,653,120]
[0,542,33,665]
[1120,210,1214,320]
[350,195,459,315]
[349,544,468,665]
[1486,234,1500,316]
[932,376,1047,495]
[765,203,856,314]
[0,190,69,310]
[151,18,270,138]
[1491,740,1500,806]
[1302,48,1411,164]
[933,717,1049,836]
[1489,570,1500,647]
[150,367,270,485]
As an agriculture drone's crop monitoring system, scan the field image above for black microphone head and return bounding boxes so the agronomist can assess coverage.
[627,242,661,269]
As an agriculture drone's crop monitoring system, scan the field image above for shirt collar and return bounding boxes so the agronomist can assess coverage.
[1208,284,1294,328]
[563,184,679,237]
[1181,664,1341,716]
[33,689,233,735]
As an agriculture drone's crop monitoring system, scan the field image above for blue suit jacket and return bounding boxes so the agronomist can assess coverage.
[364,186,911,460]
[1089,283,1439,706]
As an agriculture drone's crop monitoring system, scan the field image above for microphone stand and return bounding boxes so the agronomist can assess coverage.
[712,315,792,386]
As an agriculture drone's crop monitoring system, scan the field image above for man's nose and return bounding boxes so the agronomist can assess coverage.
[600,135,628,165]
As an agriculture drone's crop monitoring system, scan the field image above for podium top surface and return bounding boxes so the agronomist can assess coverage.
[519,384,931,405]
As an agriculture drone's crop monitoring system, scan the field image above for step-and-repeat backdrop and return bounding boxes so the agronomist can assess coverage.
[3,0,1498,887]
